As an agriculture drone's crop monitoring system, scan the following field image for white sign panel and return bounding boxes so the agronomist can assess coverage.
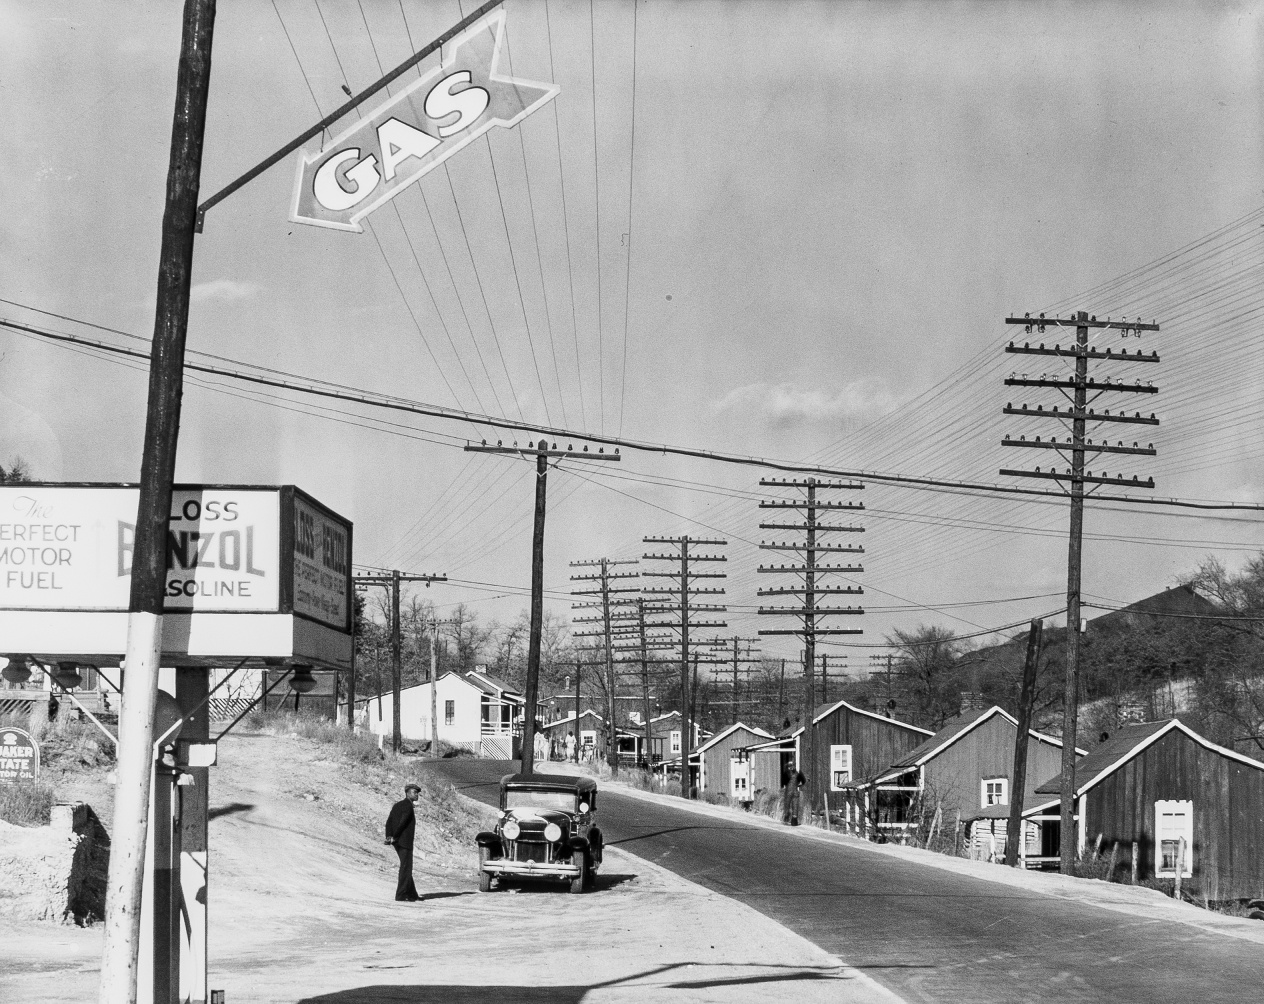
[0,486,280,613]
[290,10,558,232]
[292,495,349,630]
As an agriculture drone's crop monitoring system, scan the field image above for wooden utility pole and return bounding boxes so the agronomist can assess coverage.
[573,659,582,761]
[99,4,216,1001]
[570,558,639,774]
[353,571,447,754]
[345,602,357,729]
[467,438,620,774]
[757,478,865,816]
[642,536,728,798]
[1005,618,1044,867]
[1002,310,1159,871]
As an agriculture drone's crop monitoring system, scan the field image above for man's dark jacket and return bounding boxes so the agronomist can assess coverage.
[385,798,416,849]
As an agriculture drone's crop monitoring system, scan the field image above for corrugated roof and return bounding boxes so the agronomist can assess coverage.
[1034,720,1174,794]
[811,697,934,735]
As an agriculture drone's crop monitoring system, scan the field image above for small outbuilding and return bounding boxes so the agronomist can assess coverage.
[696,722,775,802]
[1023,718,1264,899]
[745,700,932,815]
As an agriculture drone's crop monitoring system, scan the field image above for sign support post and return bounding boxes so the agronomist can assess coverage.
[100,3,216,1001]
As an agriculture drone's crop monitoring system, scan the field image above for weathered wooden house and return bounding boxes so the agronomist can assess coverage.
[695,722,774,802]
[1022,718,1264,898]
[745,700,931,810]
[844,705,1076,840]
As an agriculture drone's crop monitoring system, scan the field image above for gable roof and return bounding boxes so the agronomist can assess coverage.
[811,697,934,736]
[464,670,523,698]
[541,709,604,730]
[1031,718,1264,805]
[697,721,774,754]
[875,705,1084,783]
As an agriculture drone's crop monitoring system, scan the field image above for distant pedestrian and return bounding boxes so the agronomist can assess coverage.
[384,783,421,901]
[780,767,805,826]
[564,731,576,762]
[533,727,549,764]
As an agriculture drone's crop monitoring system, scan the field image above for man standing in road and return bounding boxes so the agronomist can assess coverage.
[384,783,421,901]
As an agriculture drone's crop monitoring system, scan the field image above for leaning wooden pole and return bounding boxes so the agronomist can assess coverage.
[520,439,549,775]
[1005,618,1043,867]
[99,3,216,1001]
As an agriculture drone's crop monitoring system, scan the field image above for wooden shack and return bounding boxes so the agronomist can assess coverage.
[1023,718,1264,899]
[744,700,931,813]
[696,722,774,802]
[847,705,1075,841]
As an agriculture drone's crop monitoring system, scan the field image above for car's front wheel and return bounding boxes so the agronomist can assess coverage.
[569,853,587,894]
[478,847,494,892]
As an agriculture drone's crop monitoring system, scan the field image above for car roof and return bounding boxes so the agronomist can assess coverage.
[500,772,597,793]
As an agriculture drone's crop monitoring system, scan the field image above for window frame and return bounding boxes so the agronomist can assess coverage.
[444,699,455,726]
[829,744,853,791]
[1155,799,1194,878]
[670,730,681,754]
[981,777,1009,807]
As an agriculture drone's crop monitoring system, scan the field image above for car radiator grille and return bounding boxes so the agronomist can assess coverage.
[511,841,553,864]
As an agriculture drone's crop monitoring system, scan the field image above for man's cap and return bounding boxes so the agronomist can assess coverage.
[404,783,421,793]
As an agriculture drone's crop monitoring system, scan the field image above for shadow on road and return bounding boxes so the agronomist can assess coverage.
[208,802,255,820]
[297,963,845,1003]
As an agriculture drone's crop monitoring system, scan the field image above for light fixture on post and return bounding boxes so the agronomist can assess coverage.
[288,666,317,694]
[54,661,82,690]
[1,655,33,685]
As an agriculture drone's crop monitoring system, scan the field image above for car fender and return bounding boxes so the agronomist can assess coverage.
[475,831,502,856]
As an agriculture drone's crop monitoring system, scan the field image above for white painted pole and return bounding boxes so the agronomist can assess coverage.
[100,613,164,1003]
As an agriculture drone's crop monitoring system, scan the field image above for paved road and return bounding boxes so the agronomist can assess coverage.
[424,757,1264,1004]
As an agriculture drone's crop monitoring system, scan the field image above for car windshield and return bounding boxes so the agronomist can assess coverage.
[504,789,577,812]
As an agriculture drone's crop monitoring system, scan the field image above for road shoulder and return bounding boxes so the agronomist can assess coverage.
[549,763,1264,948]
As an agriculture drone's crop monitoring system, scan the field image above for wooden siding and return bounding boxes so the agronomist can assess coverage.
[701,727,768,797]
[919,716,1064,823]
[1085,729,1264,900]
[750,747,786,795]
[808,706,927,807]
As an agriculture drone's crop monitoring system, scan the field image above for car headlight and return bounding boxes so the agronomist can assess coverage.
[501,819,520,840]
[543,822,562,842]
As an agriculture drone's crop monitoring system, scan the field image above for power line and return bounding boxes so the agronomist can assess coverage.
[618,0,639,437]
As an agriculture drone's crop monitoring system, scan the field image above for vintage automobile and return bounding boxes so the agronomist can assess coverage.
[475,773,603,893]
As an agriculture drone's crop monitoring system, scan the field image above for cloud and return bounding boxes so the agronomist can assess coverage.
[189,279,261,303]
[712,378,901,428]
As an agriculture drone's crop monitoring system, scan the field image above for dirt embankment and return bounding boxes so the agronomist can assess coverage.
[1,729,899,1003]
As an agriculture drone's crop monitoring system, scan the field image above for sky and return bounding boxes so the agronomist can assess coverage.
[2,0,1263,678]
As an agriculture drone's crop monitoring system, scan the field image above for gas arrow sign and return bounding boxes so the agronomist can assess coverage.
[290,9,557,233]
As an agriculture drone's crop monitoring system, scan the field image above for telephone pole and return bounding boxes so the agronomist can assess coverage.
[757,478,865,819]
[700,636,761,716]
[99,4,216,1001]
[1002,310,1159,872]
[608,596,678,767]
[819,652,847,704]
[467,437,620,774]
[570,558,639,774]
[642,536,728,798]
[354,571,447,754]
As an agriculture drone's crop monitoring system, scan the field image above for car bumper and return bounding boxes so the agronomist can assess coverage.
[480,858,581,880]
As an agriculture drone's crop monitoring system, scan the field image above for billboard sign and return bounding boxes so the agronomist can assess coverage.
[291,494,350,630]
[0,727,39,784]
[0,485,350,632]
[290,10,558,232]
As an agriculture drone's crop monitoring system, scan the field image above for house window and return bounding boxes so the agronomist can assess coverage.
[444,700,454,726]
[830,745,853,791]
[670,730,681,754]
[982,778,1008,807]
[731,758,750,799]
[1155,799,1193,878]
